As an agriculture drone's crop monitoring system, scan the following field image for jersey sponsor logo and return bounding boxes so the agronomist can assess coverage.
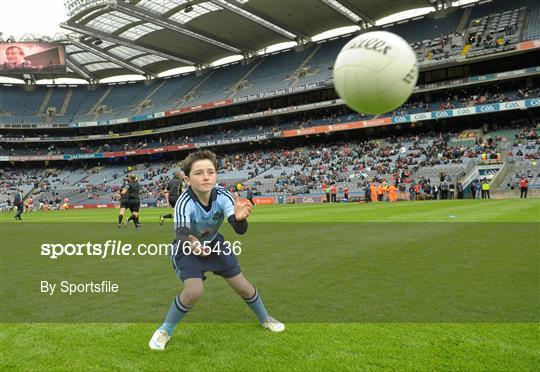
[212,211,223,220]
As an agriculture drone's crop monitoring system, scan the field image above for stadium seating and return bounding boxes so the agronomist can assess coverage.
[101,82,157,118]
[385,8,464,43]
[0,86,48,123]
[2,84,538,160]
[4,120,536,208]
[524,0,540,40]
[233,45,316,98]
[45,88,68,115]
[139,73,205,114]
[186,62,254,105]
[295,37,348,86]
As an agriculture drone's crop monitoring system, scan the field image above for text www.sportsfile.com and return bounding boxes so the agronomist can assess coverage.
[40,240,242,259]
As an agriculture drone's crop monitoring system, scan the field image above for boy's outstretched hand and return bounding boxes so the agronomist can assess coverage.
[187,235,210,256]
[234,193,252,221]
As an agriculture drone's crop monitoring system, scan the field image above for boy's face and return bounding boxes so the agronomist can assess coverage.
[186,159,216,193]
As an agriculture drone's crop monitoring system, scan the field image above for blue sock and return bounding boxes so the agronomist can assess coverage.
[159,295,192,336]
[243,288,268,323]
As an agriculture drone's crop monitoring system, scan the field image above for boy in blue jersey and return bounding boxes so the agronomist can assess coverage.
[149,150,284,350]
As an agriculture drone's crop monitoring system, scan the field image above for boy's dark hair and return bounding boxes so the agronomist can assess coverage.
[182,150,217,176]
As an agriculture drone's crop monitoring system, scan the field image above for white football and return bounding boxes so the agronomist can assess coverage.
[333,31,418,115]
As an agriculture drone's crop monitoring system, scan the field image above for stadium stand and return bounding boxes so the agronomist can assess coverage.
[186,62,254,106]
[233,45,316,98]
[1,0,539,126]
[1,1,539,212]
[101,82,157,118]
[295,37,348,86]
[137,73,205,115]
[2,83,537,154]
[524,0,540,41]
[2,119,538,210]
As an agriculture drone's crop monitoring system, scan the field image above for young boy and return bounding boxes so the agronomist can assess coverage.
[149,150,284,350]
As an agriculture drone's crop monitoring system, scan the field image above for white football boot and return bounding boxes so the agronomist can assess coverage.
[261,316,285,333]
[149,329,171,350]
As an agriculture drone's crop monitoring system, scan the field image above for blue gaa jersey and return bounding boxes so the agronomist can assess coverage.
[174,186,235,242]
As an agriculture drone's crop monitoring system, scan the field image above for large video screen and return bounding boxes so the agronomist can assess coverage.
[0,43,66,74]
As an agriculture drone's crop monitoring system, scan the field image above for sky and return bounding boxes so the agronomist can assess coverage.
[0,0,67,40]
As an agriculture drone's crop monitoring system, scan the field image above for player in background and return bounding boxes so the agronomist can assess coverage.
[124,174,142,228]
[370,182,378,203]
[377,183,384,202]
[160,171,185,225]
[388,183,398,203]
[246,187,255,206]
[117,174,141,228]
[26,196,33,212]
[13,190,24,220]
[117,178,129,228]
[149,150,284,351]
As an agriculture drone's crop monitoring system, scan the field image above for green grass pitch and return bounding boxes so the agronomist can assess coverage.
[1,199,539,371]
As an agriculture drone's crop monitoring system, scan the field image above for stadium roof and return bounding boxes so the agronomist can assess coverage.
[14,0,448,81]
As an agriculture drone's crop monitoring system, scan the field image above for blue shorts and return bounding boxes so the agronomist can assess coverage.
[171,233,241,281]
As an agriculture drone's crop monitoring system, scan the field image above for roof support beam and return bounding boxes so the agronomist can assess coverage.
[71,40,154,77]
[321,0,375,25]
[60,21,199,65]
[113,1,249,54]
[210,0,302,41]
[65,57,95,81]
[218,0,312,42]
[424,0,449,10]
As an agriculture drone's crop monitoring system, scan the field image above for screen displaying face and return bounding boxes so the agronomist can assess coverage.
[0,43,66,73]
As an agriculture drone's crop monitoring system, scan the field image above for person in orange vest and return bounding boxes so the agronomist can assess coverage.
[519,177,529,198]
[388,184,398,203]
[382,182,389,202]
[377,183,384,202]
[343,186,349,201]
[370,182,378,203]
[330,184,338,202]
